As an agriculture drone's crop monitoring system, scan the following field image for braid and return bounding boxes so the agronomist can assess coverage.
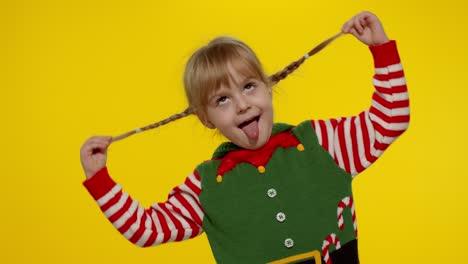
[270,57,306,84]
[112,108,193,142]
[112,32,343,142]
[270,32,343,84]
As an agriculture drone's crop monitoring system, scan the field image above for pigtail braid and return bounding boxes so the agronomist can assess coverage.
[111,32,343,142]
[112,107,193,142]
[270,32,343,84]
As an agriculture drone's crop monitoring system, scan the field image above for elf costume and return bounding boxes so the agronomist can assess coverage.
[84,40,409,263]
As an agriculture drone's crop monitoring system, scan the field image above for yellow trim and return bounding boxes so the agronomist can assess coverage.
[267,250,322,264]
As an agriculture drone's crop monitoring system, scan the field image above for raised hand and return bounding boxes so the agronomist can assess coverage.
[341,11,390,46]
[80,136,112,179]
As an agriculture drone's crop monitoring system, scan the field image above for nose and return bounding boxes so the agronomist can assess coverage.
[236,95,250,114]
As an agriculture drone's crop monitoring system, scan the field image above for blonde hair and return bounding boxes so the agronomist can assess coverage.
[112,33,342,142]
[184,36,270,117]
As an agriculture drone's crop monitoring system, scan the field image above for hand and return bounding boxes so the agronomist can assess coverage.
[341,11,390,46]
[80,136,113,179]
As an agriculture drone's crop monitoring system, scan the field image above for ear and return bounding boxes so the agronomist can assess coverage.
[196,111,216,129]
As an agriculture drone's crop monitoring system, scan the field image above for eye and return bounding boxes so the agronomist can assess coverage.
[244,82,255,91]
[216,96,229,106]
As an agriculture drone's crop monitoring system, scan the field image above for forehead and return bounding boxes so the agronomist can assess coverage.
[195,46,267,111]
[210,60,261,93]
[223,64,254,87]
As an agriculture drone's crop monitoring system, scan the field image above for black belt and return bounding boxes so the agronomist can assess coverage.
[274,239,359,264]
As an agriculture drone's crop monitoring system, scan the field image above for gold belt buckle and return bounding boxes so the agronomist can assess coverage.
[267,250,322,264]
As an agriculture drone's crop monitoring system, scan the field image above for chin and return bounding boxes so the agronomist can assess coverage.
[248,135,270,150]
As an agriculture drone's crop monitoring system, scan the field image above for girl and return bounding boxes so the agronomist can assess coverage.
[80,11,409,264]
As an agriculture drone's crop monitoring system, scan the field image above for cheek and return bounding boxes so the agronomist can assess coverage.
[265,102,274,122]
[209,111,233,129]
[263,99,274,113]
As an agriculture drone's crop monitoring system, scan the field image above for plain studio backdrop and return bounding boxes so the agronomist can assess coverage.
[2,0,466,263]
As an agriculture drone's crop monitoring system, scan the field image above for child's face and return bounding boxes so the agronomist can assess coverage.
[200,68,273,150]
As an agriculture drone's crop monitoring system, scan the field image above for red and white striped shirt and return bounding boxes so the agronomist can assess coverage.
[84,40,409,248]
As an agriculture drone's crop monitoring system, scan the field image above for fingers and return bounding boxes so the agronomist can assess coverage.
[341,11,374,34]
[348,27,359,39]
[359,16,368,31]
[86,142,109,154]
[81,136,112,156]
[342,16,360,34]
[341,20,352,33]
[342,19,363,36]
[86,136,112,147]
[353,16,364,35]
[80,136,112,179]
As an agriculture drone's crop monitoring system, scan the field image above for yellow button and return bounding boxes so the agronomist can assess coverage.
[258,166,266,173]
[216,175,222,183]
[297,144,305,151]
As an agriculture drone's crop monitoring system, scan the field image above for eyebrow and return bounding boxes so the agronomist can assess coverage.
[235,76,257,86]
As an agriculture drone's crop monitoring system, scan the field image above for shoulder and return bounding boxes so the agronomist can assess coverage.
[194,157,222,184]
[289,120,323,151]
[291,120,316,137]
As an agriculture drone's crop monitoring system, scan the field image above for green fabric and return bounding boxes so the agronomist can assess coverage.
[198,120,356,263]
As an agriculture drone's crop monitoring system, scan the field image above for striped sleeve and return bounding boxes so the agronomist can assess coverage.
[83,167,204,247]
[310,40,410,177]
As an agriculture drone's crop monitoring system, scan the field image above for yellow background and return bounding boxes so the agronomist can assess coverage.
[2,0,466,263]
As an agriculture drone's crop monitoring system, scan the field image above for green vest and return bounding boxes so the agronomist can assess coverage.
[197,121,357,263]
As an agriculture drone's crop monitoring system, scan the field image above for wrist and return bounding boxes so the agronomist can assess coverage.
[85,171,97,180]
[369,40,400,67]
[371,35,390,46]
[85,167,103,180]
[83,166,116,201]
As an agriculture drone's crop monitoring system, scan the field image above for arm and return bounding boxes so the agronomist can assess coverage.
[83,167,204,246]
[312,12,410,177]
[80,136,204,247]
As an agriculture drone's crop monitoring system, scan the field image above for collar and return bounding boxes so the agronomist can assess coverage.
[212,123,294,158]
[212,123,305,183]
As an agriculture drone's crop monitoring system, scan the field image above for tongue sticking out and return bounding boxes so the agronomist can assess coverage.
[241,119,259,140]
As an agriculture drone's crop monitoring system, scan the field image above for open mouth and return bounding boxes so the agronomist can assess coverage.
[238,115,261,140]
[238,115,260,129]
